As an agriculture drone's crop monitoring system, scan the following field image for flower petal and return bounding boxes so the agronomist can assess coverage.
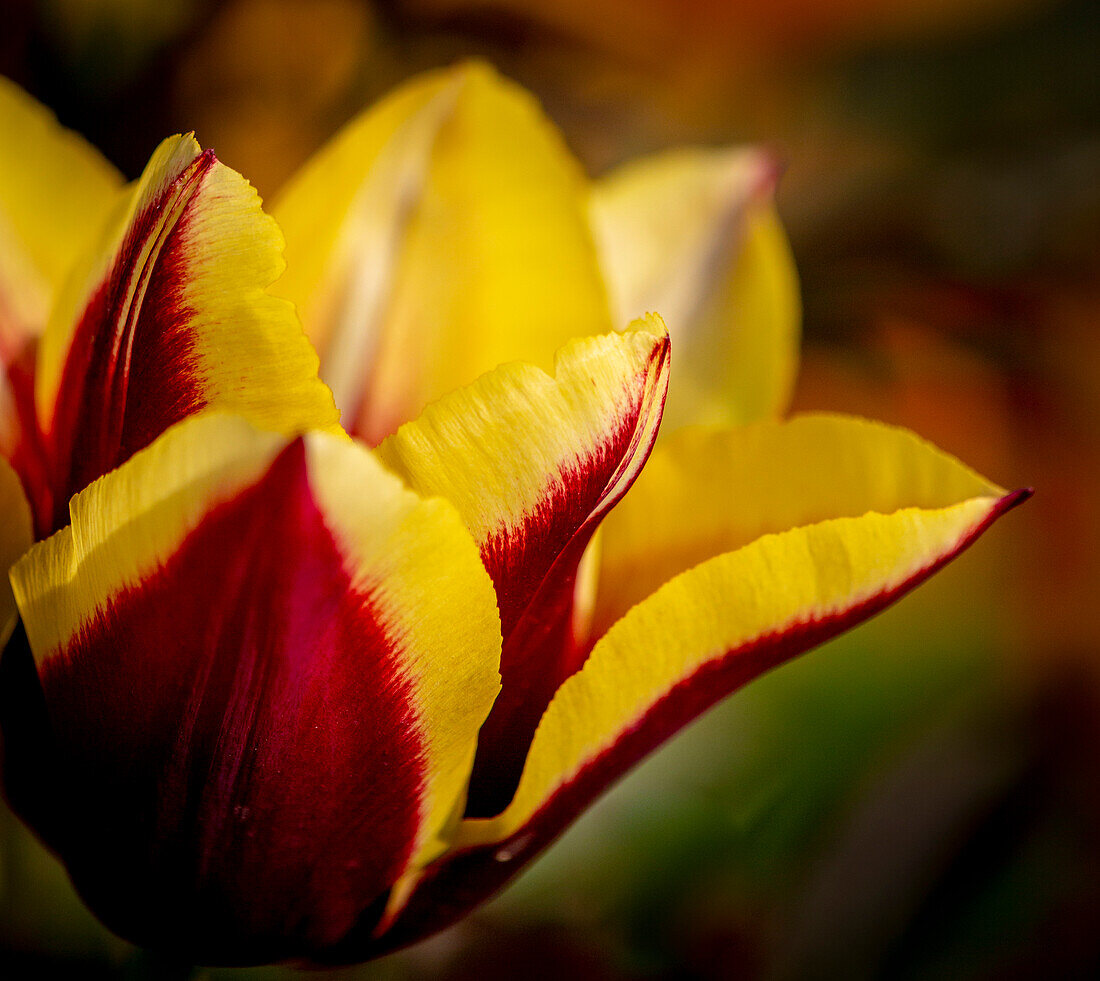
[273,61,612,443]
[590,147,800,427]
[370,419,1026,953]
[0,454,32,647]
[9,414,500,963]
[377,316,669,817]
[476,503,1024,852]
[32,135,338,534]
[591,414,1010,637]
[0,77,123,357]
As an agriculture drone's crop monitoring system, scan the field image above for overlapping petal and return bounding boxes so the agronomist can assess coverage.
[27,134,337,535]
[273,63,800,447]
[590,147,800,428]
[9,414,501,964]
[0,76,123,359]
[367,415,1026,953]
[273,61,611,443]
[378,316,669,817]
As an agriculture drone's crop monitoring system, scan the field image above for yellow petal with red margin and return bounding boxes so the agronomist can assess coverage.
[378,491,1026,950]
[10,414,500,963]
[0,77,123,358]
[591,414,1006,636]
[33,135,337,533]
[590,147,800,428]
[273,61,611,443]
[364,419,1025,954]
[377,316,669,817]
[377,316,669,624]
[0,454,32,647]
[470,498,1022,851]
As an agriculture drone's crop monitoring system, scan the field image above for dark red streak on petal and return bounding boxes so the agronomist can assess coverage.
[1,343,53,537]
[483,335,671,641]
[35,441,427,965]
[44,151,214,534]
[465,336,670,819]
[369,489,1031,957]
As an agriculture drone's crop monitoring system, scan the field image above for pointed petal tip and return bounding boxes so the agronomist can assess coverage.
[977,486,1031,530]
[622,312,671,353]
[708,144,786,199]
[752,146,787,194]
[984,486,1031,525]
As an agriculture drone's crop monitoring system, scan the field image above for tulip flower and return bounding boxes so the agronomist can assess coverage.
[0,67,1026,967]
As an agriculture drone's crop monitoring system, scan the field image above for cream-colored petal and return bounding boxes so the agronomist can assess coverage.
[591,146,800,427]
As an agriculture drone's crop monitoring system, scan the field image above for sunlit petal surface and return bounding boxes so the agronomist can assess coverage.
[591,414,1010,635]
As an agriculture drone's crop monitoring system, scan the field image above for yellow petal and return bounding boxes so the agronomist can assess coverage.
[33,135,338,530]
[0,77,123,354]
[272,69,452,373]
[273,61,612,443]
[0,454,32,647]
[460,481,1023,849]
[591,413,1006,636]
[590,147,800,427]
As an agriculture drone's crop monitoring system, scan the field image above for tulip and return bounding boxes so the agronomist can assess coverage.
[0,67,1026,966]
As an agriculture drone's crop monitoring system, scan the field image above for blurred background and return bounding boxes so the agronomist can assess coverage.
[1,0,1098,977]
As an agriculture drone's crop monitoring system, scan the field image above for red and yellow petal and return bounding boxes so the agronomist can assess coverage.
[474,497,1025,853]
[378,316,669,817]
[590,147,800,428]
[369,415,1026,953]
[273,61,612,443]
[31,134,337,535]
[0,77,123,359]
[591,414,1013,636]
[10,414,500,964]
